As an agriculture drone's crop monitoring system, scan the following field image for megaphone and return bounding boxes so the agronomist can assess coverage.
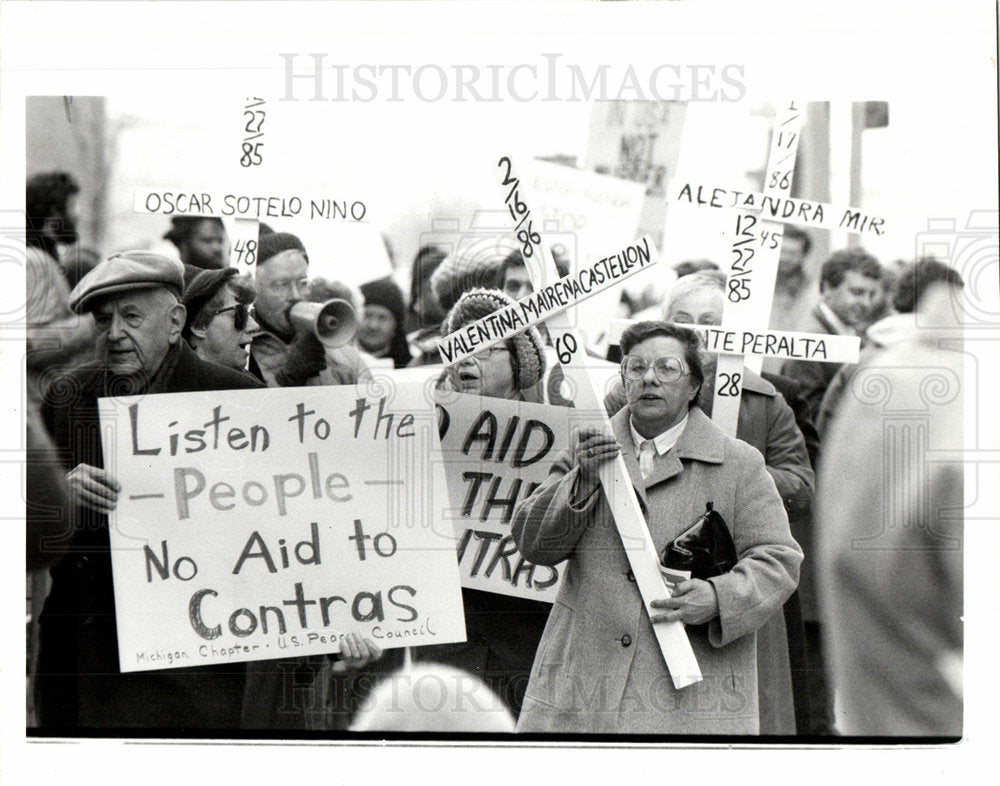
[288,299,358,349]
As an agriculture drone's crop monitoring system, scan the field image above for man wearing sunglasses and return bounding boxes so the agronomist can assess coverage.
[182,266,260,372]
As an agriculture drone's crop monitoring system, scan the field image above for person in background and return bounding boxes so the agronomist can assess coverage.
[817,257,965,436]
[25,171,95,405]
[498,246,570,304]
[406,235,516,367]
[608,259,717,360]
[357,277,412,368]
[513,321,802,734]
[780,248,884,420]
[60,246,102,290]
[181,266,259,372]
[405,245,449,360]
[818,277,963,736]
[33,251,264,730]
[163,216,229,270]
[672,258,720,279]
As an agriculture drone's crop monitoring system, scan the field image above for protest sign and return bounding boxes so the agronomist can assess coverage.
[520,159,647,347]
[436,392,572,603]
[101,384,465,672]
[608,320,860,365]
[436,233,658,364]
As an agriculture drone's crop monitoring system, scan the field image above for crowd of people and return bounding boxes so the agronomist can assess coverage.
[25,170,964,737]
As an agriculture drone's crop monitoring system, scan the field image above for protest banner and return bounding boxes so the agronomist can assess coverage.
[436,391,572,603]
[101,384,465,672]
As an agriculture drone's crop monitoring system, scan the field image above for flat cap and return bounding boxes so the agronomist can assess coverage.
[69,251,185,314]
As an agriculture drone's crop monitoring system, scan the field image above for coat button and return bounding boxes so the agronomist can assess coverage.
[625,570,635,582]
[620,634,632,647]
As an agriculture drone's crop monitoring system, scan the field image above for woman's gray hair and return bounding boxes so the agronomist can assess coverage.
[661,270,727,319]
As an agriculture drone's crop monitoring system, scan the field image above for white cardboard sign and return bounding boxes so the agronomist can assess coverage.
[436,392,572,604]
[100,385,466,672]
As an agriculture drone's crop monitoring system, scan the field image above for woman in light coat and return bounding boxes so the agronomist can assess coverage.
[512,321,802,734]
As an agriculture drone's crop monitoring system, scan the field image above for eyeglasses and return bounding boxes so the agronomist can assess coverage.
[470,344,511,361]
[210,303,255,330]
[621,355,690,383]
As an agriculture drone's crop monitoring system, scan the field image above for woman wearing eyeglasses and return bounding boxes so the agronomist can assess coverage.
[512,321,802,735]
[414,288,553,720]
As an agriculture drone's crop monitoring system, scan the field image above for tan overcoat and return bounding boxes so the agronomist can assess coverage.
[512,407,802,735]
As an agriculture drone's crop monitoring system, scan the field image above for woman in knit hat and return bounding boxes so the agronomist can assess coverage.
[358,277,412,368]
[421,288,550,719]
[441,287,546,400]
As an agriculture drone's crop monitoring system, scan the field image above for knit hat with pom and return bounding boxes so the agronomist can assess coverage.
[430,235,519,312]
[445,288,546,390]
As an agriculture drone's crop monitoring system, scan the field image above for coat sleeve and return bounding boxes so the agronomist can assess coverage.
[706,444,803,647]
[512,449,601,566]
[780,358,832,422]
[762,391,815,517]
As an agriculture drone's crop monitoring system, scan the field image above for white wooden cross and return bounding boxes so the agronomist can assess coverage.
[436,157,703,690]
[659,100,883,435]
[132,98,373,274]
[130,98,278,270]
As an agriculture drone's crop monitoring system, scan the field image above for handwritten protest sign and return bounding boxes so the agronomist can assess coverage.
[667,180,886,237]
[436,392,572,603]
[101,385,465,672]
[608,320,860,365]
[134,188,368,223]
[663,101,881,435]
[436,233,658,364]
[521,159,646,345]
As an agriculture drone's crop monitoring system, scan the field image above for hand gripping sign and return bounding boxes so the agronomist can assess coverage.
[436,157,702,690]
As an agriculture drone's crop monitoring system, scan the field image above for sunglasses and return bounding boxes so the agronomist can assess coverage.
[621,355,690,383]
[209,303,255,330]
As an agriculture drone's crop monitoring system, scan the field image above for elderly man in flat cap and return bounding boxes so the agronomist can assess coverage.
[33,251,264,732]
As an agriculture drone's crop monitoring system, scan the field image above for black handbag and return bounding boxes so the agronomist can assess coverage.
[660,502,738,581]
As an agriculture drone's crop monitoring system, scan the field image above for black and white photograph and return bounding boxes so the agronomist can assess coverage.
[3,0,997,781]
